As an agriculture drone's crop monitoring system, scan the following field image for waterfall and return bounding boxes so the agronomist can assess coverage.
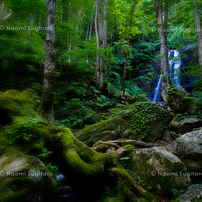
[153,75,161,102]
[169,50,181,86]
[152,49,181,102]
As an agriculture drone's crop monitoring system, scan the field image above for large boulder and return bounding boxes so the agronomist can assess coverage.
[166,130,202,172]
[0,152,57,202]
[173,184,202,202]
[167,86,196,114]
[75,102,173,146]
[131,147,191,196]
[178,118,202,134]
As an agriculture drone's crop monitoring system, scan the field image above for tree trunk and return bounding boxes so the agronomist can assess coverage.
[103,0,107,75]
[153,0,170,103]
[95,0,107,91]
[95,1,100,87]
[40,0,56,124]
[97,0,103,90]
[0,4,12,21]
[121,2,135,98]
[193,0,202,73]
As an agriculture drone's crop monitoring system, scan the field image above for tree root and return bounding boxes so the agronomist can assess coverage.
[109,167,158,202]
[92,139,157,152]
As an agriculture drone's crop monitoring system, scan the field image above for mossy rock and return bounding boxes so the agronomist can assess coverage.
[167,86,196,114]
[172,184,202,202]
[75,102,173,146]
[0,89,40,123]
[166,130,202,172]
[0,151,57,202]
[131,147,192,196]
[75,115,126,146]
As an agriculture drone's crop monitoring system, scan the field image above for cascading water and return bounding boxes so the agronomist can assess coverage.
[152,49,181,102]
[153,75,161,102]
[169,50,181,86]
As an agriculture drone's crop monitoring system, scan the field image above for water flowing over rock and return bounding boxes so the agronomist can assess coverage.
[153,75,162,102]
[169,50,181,86]
[151,50,182,102]
[150,46,196,102]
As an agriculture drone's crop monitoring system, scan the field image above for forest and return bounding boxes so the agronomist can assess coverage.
[0,0,202,201]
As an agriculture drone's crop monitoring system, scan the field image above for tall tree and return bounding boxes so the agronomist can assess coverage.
[0,3,12,21]
[95,0,108,91]
[41,0,56,124]
[193,0,202,73]
[121,1,136,98]
[152,0,171,103]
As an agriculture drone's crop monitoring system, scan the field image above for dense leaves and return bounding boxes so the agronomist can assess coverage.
[0,0,202,128]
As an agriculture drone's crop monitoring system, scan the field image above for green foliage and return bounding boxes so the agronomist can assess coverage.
[55,119,71,128]
[38,148,53,158]
[0,118,43,147]
[119,156,130,161]
[119,156,131,167]
[167,25,194,49]
[68,108,94,128]
[171,188,185,198]
[100,187,117,199]
[137,176,145,186]
[47,162,58,172]
[123,102,166,139]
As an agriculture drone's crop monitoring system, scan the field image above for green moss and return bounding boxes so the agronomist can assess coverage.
[75,102,173,145]
[170,121,179,127]
[112,168,157,202]
[75,115,126,146]
[0,148,24,166]
[0,153,57,202]
[167,87,196,114]
[0,116,56,154]
[57,128,106,177]
[131,150,190,196]
[123,102,170,140]
[0,89,40,121]
[132,94,149,103]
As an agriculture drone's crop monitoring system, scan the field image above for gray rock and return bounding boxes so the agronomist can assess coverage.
[192,127,202,132]
[0,154,56,202]
[131,147,191,196]
[178,118,202,134]
[166,130,202,172]
[174,184,202,202]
